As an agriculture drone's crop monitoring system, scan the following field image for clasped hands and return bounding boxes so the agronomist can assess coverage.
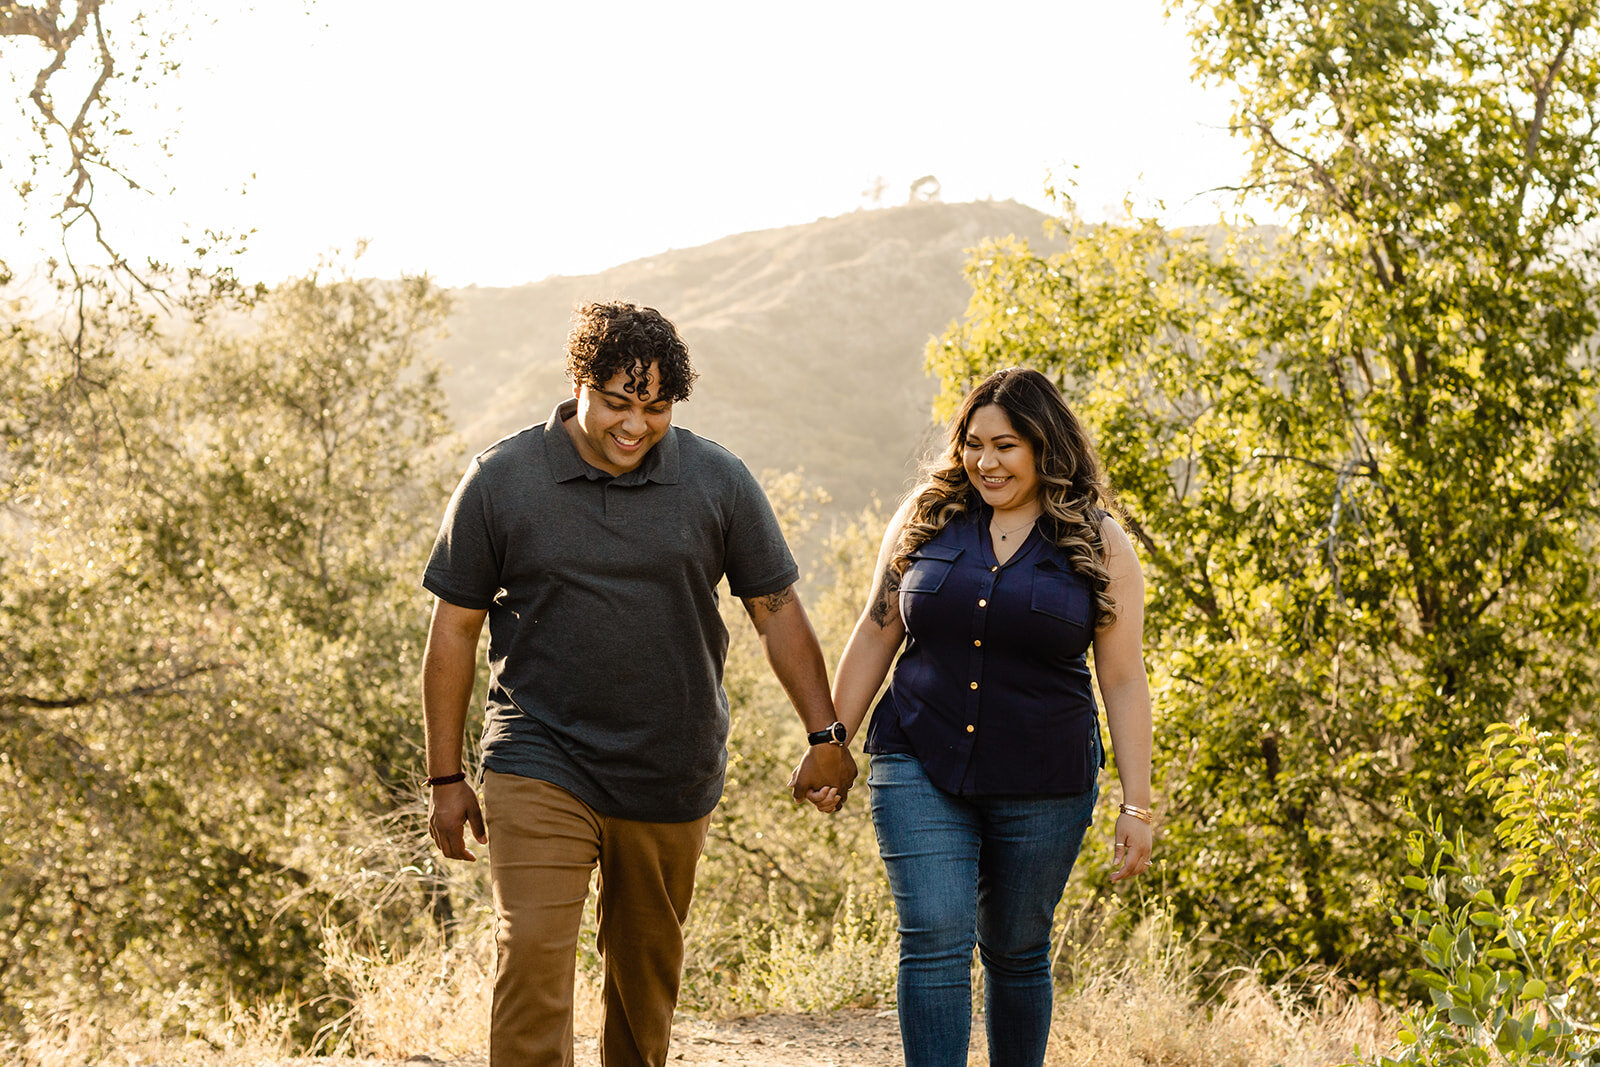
[787,743,857,814]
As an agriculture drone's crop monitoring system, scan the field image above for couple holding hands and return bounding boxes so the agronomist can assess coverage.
[421,302,1154,1067]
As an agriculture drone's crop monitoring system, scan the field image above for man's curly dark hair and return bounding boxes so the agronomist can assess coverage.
[564,302,698,403]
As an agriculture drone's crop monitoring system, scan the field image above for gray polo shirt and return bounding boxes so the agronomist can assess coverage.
[423,399,798,822]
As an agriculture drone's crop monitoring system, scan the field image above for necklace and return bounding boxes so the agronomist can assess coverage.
[991,514,1037,541]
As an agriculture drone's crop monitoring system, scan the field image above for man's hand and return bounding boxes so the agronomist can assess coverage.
[788,744,857,813]
[428,780,487,861]
[422,599,488,860]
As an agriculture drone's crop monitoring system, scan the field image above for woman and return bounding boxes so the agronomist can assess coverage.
[802,367,1154,1067]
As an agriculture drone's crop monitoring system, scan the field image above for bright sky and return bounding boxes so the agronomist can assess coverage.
[8,0,1257,289]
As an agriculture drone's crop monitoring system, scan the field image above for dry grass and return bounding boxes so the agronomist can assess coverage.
[8,910,1398,1067]
[314,925,605,1059]
[316,926,494,1058]
[1032,909,1398,1067]
[1038,968,1395,1067]
[8,994,302,1067]
[5,928,599,1067]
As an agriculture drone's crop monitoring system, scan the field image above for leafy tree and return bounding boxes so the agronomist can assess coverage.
[0,266,453,1043]
[928,0,1600,987]
[3,0,257,465]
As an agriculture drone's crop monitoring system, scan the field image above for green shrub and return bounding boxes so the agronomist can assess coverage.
[1359,723,1599,1066]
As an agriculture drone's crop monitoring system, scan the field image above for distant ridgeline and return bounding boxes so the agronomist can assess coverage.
[429,200,1062,524]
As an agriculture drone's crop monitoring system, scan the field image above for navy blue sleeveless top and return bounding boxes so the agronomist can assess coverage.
[863,505,1105,796]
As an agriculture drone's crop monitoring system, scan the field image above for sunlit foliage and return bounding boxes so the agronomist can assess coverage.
[928,0,1600,987]
[0,267,453,1040]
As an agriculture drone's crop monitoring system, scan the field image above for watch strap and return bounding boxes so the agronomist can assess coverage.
[807,722,848,746]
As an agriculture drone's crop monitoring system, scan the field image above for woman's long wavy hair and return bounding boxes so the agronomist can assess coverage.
[892,368,1120,623]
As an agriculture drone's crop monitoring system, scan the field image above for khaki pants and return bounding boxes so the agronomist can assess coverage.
[482,770,711,1067]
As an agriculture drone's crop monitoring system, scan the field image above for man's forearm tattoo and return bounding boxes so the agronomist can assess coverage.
[754,586,796,614]
[868,566,901,627]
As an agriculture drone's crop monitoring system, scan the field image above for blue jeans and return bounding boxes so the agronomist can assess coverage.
[869,752,1098,1067]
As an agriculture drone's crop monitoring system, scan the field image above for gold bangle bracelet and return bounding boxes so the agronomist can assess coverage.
[1118,803,1155,824]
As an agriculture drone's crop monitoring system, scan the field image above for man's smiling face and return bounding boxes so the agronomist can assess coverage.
[566,361,673,475]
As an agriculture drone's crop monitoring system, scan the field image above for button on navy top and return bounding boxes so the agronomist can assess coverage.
[864,506,1105,796]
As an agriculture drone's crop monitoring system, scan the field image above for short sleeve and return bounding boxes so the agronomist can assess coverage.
[723,464,800,600]
[422,459,503,610]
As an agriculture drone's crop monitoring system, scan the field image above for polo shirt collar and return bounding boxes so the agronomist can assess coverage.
[543,398,680,486]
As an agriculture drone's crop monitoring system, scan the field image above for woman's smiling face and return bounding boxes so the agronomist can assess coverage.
[962,403,1040,511]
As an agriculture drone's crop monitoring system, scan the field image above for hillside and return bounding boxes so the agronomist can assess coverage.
[430,200,1062,521]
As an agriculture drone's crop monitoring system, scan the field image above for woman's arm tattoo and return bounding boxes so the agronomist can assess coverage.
[868,566,901,627]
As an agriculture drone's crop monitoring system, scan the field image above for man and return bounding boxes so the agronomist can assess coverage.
[421,301,855,1067]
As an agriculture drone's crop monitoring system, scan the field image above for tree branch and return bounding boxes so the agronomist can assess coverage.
[0,662,224,710]
[1507,22,1577,266]
[0,2,68,45]
[707,826,808,892]
[1120,508,1231,632]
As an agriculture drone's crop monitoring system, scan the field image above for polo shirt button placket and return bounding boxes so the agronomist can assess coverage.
[604,482,627,524]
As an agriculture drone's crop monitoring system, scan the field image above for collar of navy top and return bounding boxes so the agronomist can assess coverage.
[542,398,682,486]
[974,503,1043,567]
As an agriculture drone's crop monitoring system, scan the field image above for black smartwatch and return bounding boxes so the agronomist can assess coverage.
[807,721,848,747]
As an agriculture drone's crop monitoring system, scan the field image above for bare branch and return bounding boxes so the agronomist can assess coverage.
[0,2,69,45]
[1247,451,1376,477]
[0,662,225,710]
[1253,118,1362,222]
[1508,22,1578,259]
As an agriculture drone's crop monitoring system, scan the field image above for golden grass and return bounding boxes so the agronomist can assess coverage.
[316,926,494,1058]
[7,909,1398,1067]
[8,994,302,1067]
[1037,967,1395,1067]
[319,924,610,1060]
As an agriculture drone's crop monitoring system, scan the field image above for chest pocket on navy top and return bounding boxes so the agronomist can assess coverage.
[899,542,963,595]
[1031,562,1093,630]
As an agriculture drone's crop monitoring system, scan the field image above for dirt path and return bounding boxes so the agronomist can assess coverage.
[397,1011,906,1067]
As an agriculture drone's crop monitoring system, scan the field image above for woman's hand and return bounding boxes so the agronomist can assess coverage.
[1109,812,1154,882]
[808,786,844,813]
